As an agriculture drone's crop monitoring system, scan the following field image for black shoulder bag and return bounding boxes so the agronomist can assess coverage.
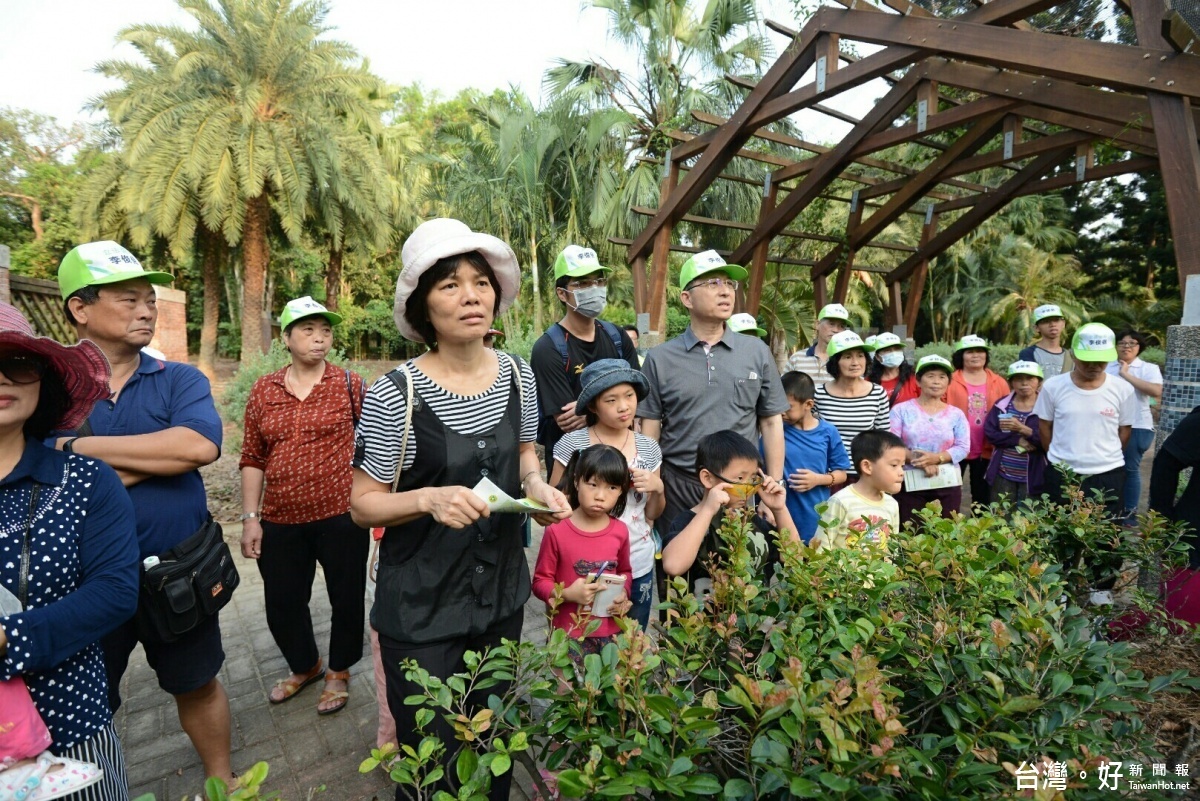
[137,517,240,643]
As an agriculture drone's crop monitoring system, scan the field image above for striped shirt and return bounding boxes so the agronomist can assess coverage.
[815,382,891,470]
[786,349,833,390]
[353,353,538,484]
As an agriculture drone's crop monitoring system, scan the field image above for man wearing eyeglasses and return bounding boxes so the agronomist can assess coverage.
[786,303,851,390]
[531,245,641,459]
[639,250,789,526]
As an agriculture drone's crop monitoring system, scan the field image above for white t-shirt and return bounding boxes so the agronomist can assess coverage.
[1033,372,1137,475]
[1105,358,1162,431]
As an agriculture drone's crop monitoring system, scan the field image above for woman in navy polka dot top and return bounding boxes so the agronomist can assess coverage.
[0,302,139,797]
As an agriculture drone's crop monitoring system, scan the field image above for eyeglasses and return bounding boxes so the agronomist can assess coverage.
[712,471,762,501]
[567,277,607,290]
[1117,341,1139,348]
[687,277,739,292]
[0,355,47,384]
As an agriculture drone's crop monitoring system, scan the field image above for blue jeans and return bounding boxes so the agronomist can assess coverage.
[629,571,655,630]
[1123,428,1156,521]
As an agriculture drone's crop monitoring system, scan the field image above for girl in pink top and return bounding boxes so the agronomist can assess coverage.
[533,445,633,652]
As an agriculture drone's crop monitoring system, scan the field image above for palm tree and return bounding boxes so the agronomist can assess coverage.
[93,0,391,362]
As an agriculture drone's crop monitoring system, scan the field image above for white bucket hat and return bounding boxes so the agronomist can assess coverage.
[393,219,521,343]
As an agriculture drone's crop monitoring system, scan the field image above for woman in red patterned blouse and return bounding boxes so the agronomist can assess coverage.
[238,296,368,715]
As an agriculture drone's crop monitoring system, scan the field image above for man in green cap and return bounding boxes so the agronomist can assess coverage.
[787,302,851,390]
[1033,322,1136,602]
[641,249,789,526]
[56,241,233,785]
[530,245,640,458]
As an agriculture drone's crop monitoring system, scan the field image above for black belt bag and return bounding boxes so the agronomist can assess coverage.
[137,516,240,643]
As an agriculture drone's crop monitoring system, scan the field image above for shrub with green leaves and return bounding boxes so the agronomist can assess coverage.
[363,491,1195,800]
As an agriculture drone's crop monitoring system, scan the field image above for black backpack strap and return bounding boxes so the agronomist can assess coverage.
[548,323,570,370]
[598,320,625,359]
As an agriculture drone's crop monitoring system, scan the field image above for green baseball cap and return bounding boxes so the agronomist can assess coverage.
[1033,304,1064,324]
[1072,323,1118,362]
[552,245,611,281]
[817,303,850,322]
[279,296,342,329]
[1006,360,1045,379]
[953,334,990,353]
[872,332,903,352]
[58,241,174,300]
[728,312,766,337]
[679,250,748,291]
[825,330,866,359]
[915,354,953,375]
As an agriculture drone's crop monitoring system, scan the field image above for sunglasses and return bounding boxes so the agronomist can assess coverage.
[0,355,47,384]
[712,471,762,501]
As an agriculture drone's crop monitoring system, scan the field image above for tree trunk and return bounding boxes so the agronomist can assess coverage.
[529,235,542,333]
[326,246,343,311]
[30,203,43,241]
[241,194,271,361]
[197,226,222,379]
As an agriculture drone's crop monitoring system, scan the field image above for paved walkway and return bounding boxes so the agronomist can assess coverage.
[115,522,548,801]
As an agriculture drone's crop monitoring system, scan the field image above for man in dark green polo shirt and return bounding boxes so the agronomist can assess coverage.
[640,250,789,527]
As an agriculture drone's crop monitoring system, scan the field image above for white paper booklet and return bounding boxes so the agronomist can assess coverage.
[902,463,964,493]
[471,477,556,513]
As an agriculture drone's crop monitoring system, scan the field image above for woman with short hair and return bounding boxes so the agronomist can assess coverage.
[815,331,890,487]
[350,219,569,801]
[0,302,139,799]
[1107,329,1163,523]
[239,296,369,715]
[946,336,1010,508]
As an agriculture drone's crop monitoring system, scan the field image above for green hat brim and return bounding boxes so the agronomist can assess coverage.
[557,264,612,280]
[1073,347,1116,362]
[62,269,174,300]
[682,264,749,290]
[282,310,343,329]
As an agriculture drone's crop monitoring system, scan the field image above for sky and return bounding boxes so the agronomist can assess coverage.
[0,0,881,144]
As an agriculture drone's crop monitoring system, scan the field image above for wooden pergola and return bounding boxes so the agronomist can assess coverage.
[622,0,1200,337]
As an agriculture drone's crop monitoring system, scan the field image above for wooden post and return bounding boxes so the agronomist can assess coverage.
[745,176,778,316]
[834,196,863,302]
[631,254,648,313]
[887,281,904,328]
[1130,0,1200,299]
[905,209,938,333]
[648,158,679,336]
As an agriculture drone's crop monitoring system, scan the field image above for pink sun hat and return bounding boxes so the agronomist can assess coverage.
[0,302,111,430]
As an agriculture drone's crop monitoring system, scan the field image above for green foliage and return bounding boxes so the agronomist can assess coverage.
[132,761,277,801]
[364,490,1194,800]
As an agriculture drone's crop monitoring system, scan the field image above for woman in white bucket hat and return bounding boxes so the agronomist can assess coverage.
[350,219,568,801]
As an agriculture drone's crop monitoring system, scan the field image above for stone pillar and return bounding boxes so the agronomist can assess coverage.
[0,245,10,305]
[1157,275,1200,447]
[150,285,190,363]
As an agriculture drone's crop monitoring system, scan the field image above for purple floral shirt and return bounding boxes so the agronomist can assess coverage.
[889,401,971,465]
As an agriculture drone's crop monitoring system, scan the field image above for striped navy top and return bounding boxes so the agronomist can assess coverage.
[354,353,538,484]
[815,382,891,472]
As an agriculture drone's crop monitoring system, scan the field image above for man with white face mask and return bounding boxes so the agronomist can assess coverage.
[531,245,640,458]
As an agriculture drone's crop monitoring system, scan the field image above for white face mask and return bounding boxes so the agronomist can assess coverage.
[879,351,905,368]
[568,285,607,319]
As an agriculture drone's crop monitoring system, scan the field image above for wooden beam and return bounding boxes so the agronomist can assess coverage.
[1162,9,1199,54]
[932,157,1159,213]
[1132,0,1200,296]
[904,211,937,332]
[815,6,1200,98]
[631,254,648,312]
[890,147,1071,282]
[730,71,925,268]
[773,95,1021,183]
[858,128,1094,199]
[608,238,828,269]
[647,160,679,333]
[626,15,824,259]
[746,180,778,315]
[629,206,918,251]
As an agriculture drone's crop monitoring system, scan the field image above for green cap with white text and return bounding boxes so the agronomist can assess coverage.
[58,241,173,300]
[679,250,748,290]
[552,245,611,281]
[1071,323,1118,362]
[279,296,343,329]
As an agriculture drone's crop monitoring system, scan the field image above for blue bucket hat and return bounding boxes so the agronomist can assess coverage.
[574,358,650,416]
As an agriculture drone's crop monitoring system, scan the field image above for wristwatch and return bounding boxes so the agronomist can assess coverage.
[240,512,259,521]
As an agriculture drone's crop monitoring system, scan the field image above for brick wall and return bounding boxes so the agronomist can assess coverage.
[150,285,189,362]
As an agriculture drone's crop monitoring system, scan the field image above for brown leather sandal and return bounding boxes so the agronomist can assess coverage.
[317,669,350,716]
[268,660,325,704]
